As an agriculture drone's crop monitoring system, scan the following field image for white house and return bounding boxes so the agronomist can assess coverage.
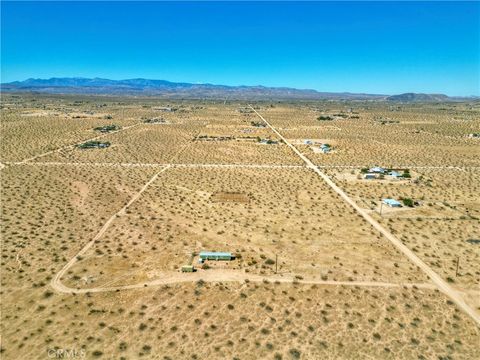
[369,167,386,174]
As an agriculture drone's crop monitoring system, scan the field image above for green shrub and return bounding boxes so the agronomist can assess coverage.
[402,198,414,207]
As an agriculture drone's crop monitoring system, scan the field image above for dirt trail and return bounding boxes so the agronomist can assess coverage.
[53,268,436,294]
[249,105,480,326]
[8,161,305,169]
[47,136,436,296]
[4,160,478,171]
[49,108,480,326]
[18,123,142,164]
[315,165,479,170]
[51,165,171,293]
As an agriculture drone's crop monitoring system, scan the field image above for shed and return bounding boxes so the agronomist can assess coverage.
[382,198,402,207]
[389,171,402,178]
[181,265,195,272]
[364,173,377,179]
[199,251,233,261]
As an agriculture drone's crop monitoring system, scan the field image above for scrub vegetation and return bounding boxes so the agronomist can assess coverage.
[1,94,479,359]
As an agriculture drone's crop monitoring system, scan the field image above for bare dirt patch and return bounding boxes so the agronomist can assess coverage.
[211,191,251,203]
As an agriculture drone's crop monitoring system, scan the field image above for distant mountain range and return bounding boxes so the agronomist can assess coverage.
[1,77,476,101]
[385,93,451,102]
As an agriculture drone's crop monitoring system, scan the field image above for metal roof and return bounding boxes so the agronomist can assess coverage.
[382,198,401,206]
[199,251,232,257]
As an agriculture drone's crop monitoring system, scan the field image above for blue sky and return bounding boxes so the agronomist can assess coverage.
[1,1,479,96]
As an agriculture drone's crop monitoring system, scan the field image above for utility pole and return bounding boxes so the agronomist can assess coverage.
[456,256,460,277]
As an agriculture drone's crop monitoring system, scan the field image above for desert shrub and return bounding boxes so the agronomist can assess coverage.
[289,348,301,359]
[317,116,333,121]
[402,198,414,207]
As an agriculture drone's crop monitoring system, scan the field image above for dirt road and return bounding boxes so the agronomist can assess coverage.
[18,123,142,164]
[249,105,480,326]
[53,267,436,294]
[9,161,305,169]
[48,107,480,326]
[51,165,171,293]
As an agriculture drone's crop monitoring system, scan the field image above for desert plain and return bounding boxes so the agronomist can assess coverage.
[1,93,479,359]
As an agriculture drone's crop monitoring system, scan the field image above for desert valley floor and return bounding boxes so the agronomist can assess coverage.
[1,94,479,359]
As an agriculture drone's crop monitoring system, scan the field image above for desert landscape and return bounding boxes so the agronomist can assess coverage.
[1,93,479,359]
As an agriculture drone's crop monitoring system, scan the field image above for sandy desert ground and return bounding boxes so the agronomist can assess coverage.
[1,94,479,359]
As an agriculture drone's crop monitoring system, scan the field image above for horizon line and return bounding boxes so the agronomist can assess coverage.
[2,76,479,98]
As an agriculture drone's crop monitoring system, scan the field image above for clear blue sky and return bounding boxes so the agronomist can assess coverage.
[1,1,479,96]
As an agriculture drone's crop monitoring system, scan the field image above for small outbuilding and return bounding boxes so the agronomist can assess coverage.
[389,171,402,178]
[382,198,402,207]
[199,251,234,261]
[320,144,331,153]
[364,173,377,179]
[369,167,386,174]
[181,265,195,272]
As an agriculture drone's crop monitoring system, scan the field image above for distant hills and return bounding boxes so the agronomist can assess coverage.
[1,77,476,101]
[385,93,451,102]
